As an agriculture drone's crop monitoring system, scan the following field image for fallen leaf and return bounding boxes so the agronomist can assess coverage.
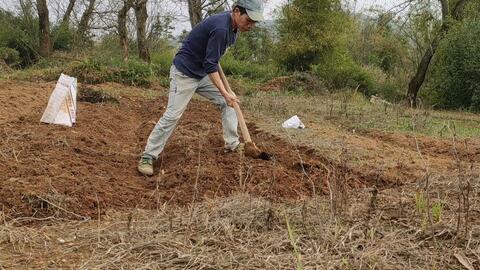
[454,252,474,270]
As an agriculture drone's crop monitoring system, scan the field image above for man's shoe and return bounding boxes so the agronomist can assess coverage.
[138,157,154,176]
[224,143,244,153]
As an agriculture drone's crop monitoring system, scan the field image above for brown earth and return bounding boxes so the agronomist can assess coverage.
[2,80,479,222]
[0,80,365,220]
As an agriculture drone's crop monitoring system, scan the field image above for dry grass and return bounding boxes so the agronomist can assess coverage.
[242,90,480,139]
[1,180,479,270]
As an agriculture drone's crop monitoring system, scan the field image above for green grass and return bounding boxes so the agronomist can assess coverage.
[221,52,281,82]
[242,89,480,139]
[3,50,480,140]
[4,53,163,87]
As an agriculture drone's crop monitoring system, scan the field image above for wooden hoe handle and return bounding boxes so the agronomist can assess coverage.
[218,64,253,143]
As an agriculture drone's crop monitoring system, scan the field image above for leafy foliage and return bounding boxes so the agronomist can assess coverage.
[68,58,154,86]
[0,47,21,66]
[221,52,280,82]
[427,20,480,111]
[52,24,76,51]
[0,7,39,67]
[275,0,348,71]
[230,26,275,64]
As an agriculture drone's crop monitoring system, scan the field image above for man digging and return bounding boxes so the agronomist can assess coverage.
[138,0,264,176]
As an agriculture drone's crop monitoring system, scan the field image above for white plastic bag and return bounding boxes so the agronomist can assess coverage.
[282,115,305,129]
[40,73,77,127]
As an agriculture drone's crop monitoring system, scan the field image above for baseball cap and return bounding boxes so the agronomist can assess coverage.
[235,0,265,22]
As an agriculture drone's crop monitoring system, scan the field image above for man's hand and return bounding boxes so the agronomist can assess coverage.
[208,71,239,107]
[223,92,239,107]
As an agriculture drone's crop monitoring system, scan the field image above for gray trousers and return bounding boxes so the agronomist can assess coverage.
[142,65,239,160]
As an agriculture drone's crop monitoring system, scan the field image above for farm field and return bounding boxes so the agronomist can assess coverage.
[0,79,479,269]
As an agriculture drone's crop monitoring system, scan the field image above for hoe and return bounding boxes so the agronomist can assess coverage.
[218,64,271,160]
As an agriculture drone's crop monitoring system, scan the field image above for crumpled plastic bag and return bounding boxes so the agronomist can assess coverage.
[282,115,305,129]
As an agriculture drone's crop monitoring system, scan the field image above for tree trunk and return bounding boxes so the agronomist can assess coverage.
[78,0,96,39]
[407,36,441,106]
[62,0,77,25]
[187,0,203,28]
[118,0,133,61]
[134,0,150,62]
[406,0,470,106]
[36,0,51,57]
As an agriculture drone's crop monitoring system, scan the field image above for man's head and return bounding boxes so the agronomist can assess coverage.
[232,0,264,32]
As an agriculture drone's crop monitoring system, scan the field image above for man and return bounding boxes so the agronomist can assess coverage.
[138,0,264,176]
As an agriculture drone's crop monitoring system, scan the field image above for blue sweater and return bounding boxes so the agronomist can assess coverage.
[173,11,237,79]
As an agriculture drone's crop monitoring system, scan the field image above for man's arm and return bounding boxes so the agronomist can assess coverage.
[203,29,239,107]
[208,71,239,107]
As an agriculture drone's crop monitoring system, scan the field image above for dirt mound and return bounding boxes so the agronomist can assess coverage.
[77,86,119,104]
[259,76,291,92]
[260,72,326,93]
[0,80,367,220]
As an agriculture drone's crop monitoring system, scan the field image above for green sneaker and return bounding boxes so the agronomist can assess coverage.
[138,157,154,176]
[224,143,245,153]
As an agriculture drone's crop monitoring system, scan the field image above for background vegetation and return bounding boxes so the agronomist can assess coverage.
[0,0,478,111]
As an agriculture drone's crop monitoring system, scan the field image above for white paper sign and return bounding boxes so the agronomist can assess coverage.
[40,73,77,127]
[282,115,305,129]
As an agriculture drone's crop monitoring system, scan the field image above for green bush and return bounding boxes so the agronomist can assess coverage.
[67,58,104,83]
[0,8,39,67]
[67,58,154,86]
[221,52,280,82]
[428,20,480,111]
[470,89,480,111]
[312,51,374,93]
[282,72,326,94]
[151,49,175,76]
[371,80,403,102]
[230,26,275,64]
[0,47,21,66]
[93,35,125,58]
[114,60,154,86]
[275,0,350,71]
[52,24,75,51]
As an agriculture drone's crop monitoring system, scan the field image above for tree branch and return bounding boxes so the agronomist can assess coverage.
[438,0,449,22]
[452,0,469,20]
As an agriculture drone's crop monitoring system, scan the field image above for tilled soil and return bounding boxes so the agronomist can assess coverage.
[0,80,365,220]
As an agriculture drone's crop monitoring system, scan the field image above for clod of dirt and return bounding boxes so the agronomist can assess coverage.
[78,86,119,104]
[244,142,271,160]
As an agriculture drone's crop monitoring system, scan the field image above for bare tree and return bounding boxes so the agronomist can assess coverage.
[36,0,52,57]
[117,0,150,62]
[118,0,134,61]
[78,0,97,39]
[186,0,229,27]
[406,0,470,106]
[134,0,150,62]
[62,0,77,24]
[187,0,202,27]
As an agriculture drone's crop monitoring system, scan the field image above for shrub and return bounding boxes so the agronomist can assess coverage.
[151,49,175,77]
[113,60,154,86]
[0,47,21,66]
[427,20,480,111]
[275,0,350,71]
[67,58,154,86]
[221,52,280,82]
[282,72,326,94]
[52,24,75,51]
[0,8,39,67]
[371,80,403,102]
[312,53,374,93]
